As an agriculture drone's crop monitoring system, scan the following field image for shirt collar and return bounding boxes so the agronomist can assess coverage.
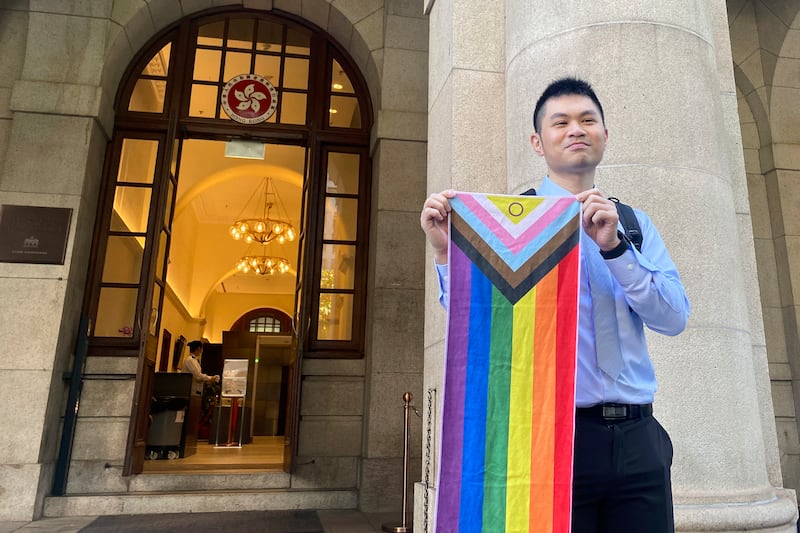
[537,176,582,197]
[537,176,571,197]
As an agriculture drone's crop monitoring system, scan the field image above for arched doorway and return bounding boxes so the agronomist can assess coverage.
[81,8,372,474]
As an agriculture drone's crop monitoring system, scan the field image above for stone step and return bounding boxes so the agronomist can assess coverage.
[125,471,293,492]
[43,488,358,517]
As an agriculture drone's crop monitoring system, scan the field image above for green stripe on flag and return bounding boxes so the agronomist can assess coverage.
[483,286,513,531]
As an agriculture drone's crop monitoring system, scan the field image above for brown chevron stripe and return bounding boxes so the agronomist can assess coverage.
[451,211,580,288]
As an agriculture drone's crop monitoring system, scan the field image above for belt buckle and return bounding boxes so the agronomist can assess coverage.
[601,405,627,419]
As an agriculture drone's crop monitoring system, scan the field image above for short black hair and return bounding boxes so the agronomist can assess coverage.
[188,340,203,353]
[532,77,605,133]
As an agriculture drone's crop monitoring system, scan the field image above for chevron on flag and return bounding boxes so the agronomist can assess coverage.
[435,192,581,533]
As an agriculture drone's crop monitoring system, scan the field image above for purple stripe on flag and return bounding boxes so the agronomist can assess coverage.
[438,244,472,530]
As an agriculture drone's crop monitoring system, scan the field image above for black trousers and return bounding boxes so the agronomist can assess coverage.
[572,414,674,533]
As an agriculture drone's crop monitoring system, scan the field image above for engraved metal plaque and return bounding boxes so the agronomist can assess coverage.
[0,205,72,264]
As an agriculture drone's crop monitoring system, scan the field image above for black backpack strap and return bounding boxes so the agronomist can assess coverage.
[608,197,643,252]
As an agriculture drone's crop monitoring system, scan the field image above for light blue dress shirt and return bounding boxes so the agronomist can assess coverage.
[436,177,690,407]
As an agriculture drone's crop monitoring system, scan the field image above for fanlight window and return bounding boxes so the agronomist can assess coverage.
[189,18,311,124]
[128,43,171,114]
[329,59,360,128]
[249,316,282,333]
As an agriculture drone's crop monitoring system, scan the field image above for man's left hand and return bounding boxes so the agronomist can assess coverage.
[575,189,620,251]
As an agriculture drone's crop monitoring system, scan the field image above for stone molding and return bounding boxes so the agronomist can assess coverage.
[674,488,798,531]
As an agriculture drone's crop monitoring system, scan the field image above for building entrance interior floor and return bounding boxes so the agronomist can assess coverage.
[142,436,285,473]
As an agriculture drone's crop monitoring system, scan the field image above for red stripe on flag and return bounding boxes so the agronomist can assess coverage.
[553,245,579,533]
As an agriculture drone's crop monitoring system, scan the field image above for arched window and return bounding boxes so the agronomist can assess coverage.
[230,308,292,334]
[250,316,279,333]
[84,10,373,362]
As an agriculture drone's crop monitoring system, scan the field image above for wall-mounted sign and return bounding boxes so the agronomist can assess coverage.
[0,205,72,264]
[220,74,278,124]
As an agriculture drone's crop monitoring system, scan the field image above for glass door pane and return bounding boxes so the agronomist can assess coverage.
[93,135,162,338]
[314,150,362,344]
[95,287,139,337]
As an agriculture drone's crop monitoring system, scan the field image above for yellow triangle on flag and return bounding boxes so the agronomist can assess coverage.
[486,195,543,224]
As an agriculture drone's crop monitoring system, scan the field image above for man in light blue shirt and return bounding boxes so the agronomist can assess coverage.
[420,78,690,532]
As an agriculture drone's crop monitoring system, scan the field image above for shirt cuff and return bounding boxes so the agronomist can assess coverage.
[599,231,631,259]
[605,248,646,286]
[435,261,449,309]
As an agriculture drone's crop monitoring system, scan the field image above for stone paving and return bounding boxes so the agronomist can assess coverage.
[0,510,396,533]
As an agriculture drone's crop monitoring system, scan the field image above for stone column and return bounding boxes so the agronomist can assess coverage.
[503,0,796,530]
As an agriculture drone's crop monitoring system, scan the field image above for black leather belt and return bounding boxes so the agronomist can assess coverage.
[576,403,653,421]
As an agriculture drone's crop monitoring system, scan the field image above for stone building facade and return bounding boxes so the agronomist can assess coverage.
[0,1,798,531]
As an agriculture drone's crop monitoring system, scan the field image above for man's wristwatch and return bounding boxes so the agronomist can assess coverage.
[599,230,632,260]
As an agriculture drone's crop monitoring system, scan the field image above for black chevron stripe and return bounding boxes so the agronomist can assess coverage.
[452,224,579,304]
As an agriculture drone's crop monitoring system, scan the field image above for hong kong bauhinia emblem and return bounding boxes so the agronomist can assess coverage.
[221,74,278,124]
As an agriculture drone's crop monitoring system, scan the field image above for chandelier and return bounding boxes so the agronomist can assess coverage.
[230,177,295,275]
[229,177,296,245]
[235,254,291,276]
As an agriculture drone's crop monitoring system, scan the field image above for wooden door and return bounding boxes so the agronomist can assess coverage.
[284,149,312,472]
[125,353,155,474]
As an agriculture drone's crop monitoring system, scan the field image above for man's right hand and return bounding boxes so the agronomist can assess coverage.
[420,190,456,264]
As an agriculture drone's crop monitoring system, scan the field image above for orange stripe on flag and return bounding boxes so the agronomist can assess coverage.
[530,265,557,532]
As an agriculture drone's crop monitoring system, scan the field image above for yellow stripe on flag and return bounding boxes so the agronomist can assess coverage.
[505,287,537,530]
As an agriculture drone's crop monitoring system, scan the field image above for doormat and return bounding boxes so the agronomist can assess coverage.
[80,510,323,533]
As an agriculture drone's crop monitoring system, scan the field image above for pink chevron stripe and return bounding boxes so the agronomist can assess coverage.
[459,194,576,255]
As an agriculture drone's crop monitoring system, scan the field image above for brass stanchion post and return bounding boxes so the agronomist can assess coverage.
[382,392,413,533]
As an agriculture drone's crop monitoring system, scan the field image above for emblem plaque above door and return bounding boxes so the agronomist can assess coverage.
[221,74,279,124]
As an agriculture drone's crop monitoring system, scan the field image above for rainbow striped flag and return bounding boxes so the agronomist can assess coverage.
[435,193,581,533]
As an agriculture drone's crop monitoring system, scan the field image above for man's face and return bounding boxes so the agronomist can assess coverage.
[530,94,608,175]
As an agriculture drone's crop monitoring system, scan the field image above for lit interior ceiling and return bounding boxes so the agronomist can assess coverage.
[175,139,305,296]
